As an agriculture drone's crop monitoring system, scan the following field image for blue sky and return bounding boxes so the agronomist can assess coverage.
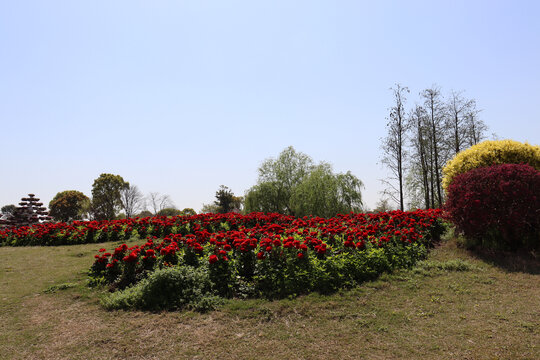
[1,0,539,212]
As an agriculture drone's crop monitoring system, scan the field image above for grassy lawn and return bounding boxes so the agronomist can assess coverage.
[0,238,538,360]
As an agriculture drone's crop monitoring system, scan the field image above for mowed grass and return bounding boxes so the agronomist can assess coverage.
[0,238,538,360]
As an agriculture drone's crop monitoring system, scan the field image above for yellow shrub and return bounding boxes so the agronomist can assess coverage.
[442,140,540,191]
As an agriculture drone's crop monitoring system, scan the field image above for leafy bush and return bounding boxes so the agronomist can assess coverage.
[442,140,540,191]
[445,163,540,250]
[101,266,222,312]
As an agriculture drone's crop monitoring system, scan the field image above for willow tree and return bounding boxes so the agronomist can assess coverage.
[245,146,363,217]
[290,164,363,217]
[245,146,313,215]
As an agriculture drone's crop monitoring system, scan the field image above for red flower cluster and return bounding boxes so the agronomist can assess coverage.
[1,212,295,246]
[88,209,445,286]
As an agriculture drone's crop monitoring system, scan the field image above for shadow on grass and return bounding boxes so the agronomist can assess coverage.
[468,247,540,274]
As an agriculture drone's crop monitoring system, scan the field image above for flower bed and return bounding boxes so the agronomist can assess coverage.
[87,210,446,308]
[0,212,293,246]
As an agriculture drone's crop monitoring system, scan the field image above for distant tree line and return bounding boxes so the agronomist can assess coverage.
[200,147,364,218]
[0,174,196,223]
[2,146,366,223]
[381,84,489,210]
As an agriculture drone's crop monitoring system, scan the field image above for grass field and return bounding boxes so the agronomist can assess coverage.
[1,237,538,360]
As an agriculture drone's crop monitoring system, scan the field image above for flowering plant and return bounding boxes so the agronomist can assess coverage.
[87,209,445,299]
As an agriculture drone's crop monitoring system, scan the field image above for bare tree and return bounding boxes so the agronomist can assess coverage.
[380,83,489,210]
[421,86,446,208]
[147,192,174,215]
[446,90,475,156]
[381,84,410,211]
[373,197,394,213]
[408,104,431,209]
[465,107,487,147]
[120,185,145,218]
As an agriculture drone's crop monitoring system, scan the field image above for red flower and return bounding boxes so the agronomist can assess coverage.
[257,252,265,260]
[297,252,304,259]
[209,254,218,264]
[123,251,138,263]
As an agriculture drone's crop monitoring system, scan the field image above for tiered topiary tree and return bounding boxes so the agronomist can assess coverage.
[0,194,52,227]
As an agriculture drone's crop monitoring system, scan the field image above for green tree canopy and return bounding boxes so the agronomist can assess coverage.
[245,146,313,215]
[91,173,128,220]
[49,190,90,222]
[213,185,243,213]
[214,185,234,213]
[180,208,197,216]
[157,207,182,216]
[1,204,16,216]
[137,210,153,218]
[244,146,363,217]
[291,164,363,217]
[200,203,220,214]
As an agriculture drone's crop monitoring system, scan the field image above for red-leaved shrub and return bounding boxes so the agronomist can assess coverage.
[445,163,540,250]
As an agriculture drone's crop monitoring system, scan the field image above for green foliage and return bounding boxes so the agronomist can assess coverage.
[442,139,540,191]
[244,146,363,217]
[49,190,90,222]
[243,182,282,214]
[251,242,427,299]
[101,266,223,312]
[157,208,182,216]
[43,282,77,293]
[245,146,314,215]
[1,204,16,216]
[137,210,153,218]
[209,257,235,297]
[200,203,220,214]
[253,249,313,299]
[291,164,363,217]
[214,185,234,213]
[181,208,197,216]
[91,174,129,220]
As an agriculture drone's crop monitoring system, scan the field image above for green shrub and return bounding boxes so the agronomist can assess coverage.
[251,243,428,299]
[253,250,313,299]
[101,266,222,312]
[442,140,540,191]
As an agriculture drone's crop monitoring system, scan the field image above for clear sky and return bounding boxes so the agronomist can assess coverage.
[1,0,539,212]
